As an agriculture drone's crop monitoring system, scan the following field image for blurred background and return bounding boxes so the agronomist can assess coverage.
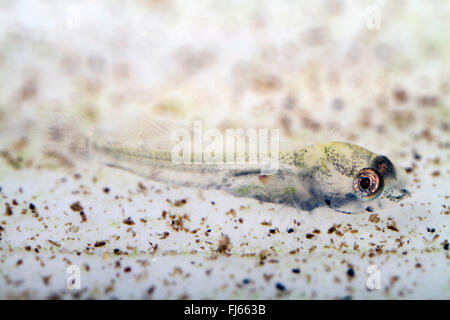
[0,0,448,299]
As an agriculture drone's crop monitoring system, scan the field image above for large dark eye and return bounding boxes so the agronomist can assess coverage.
[353,168,383,199]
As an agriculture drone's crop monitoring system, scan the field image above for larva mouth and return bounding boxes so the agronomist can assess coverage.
[386,188,411,202]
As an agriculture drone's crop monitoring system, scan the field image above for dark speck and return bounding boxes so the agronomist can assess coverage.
[444,242,449,250]
[292,268,300,274]
[275,282,286,291]
[287,228,294,233]
[79,211,87,223]
[413,150,421,161]
[365,206,374,212]
[427,228,435,233]
[242,278,250,284]
[347,268,355,277]
[94,241,106,247]
[123,217,135,225]
[29,203,36,210]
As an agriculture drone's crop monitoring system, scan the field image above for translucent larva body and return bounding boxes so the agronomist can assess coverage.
[92,140,410,214]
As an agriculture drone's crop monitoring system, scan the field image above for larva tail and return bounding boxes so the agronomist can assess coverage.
[40,111,98,168]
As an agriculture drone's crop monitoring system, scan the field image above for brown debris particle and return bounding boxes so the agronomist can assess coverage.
[147,286,155,296]
[47,240,61,247]
[42,276,52,286]
[217,235,231,253]
[390,276,399,286]
[123,217,135,225]
[369,214,380,223]
[70,201,83,212]
[4,203,13,216]
[305,233,315,239]
[431,170,440,177]
[393,88,408,103]
[94,241,106,247]
[263,273,273,282]
[160,232,170,240]
[80,211,87,223]
[137,182,147,192]
[226,208,236,217]
[387,223,399,232]
[172,267,183,276]
[173,199,187,207]
[328,225,336,234]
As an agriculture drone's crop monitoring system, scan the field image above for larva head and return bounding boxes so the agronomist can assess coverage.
[350,154,411,213]
[309,142,411,214]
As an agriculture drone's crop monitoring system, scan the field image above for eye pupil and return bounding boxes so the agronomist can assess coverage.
[359,177,371,189]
